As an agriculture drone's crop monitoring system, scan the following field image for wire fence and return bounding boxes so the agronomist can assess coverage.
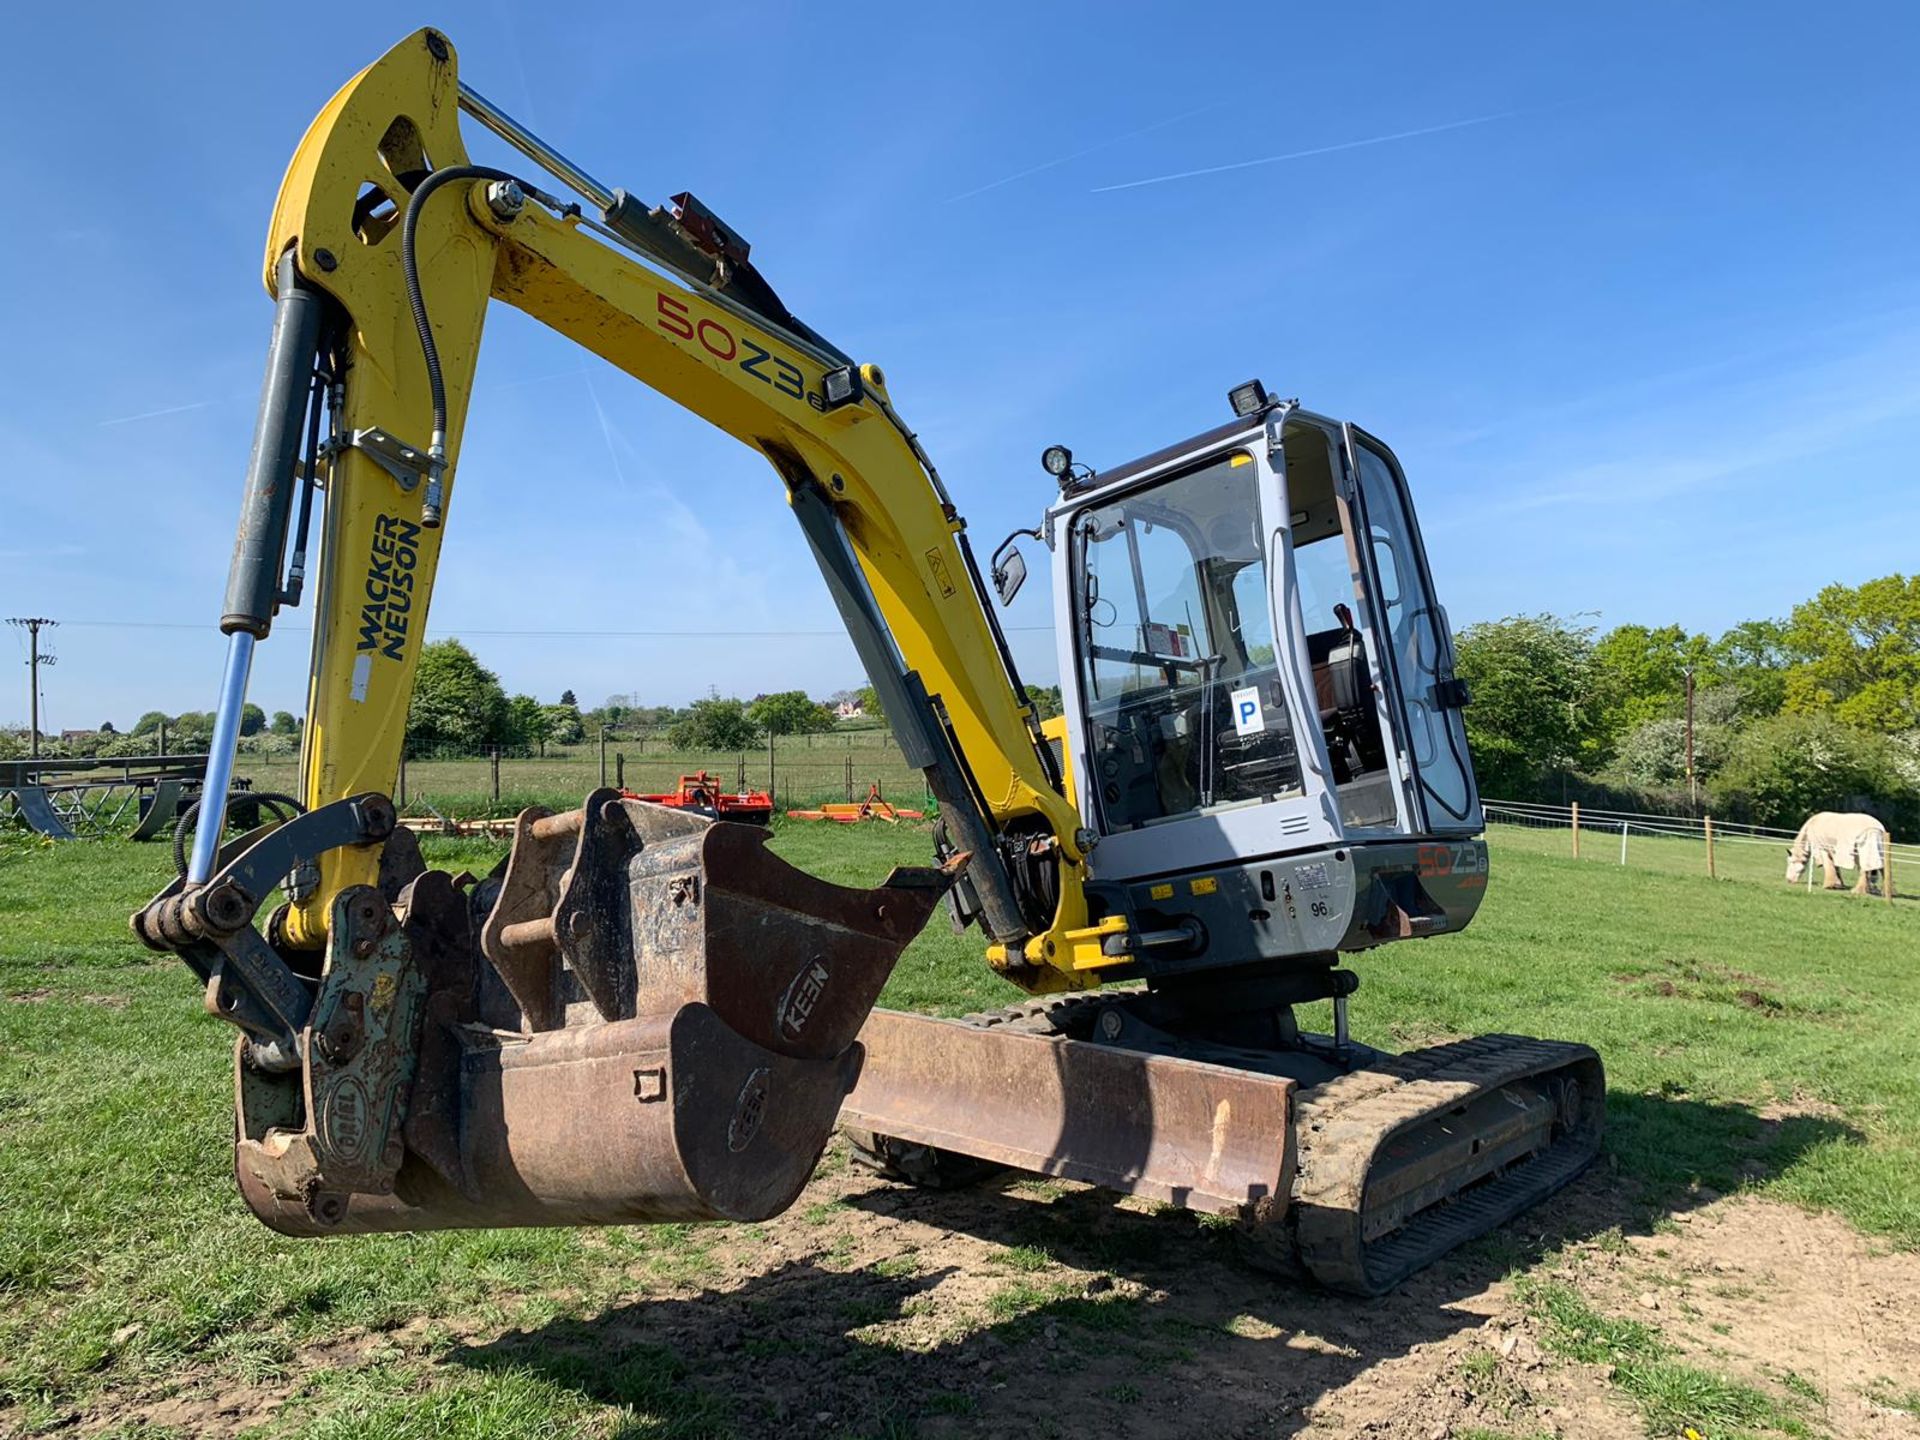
[234,731,931,819]
[1483,798,1914,902]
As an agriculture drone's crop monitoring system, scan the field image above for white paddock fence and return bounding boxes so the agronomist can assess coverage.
[1482,799,1915,901]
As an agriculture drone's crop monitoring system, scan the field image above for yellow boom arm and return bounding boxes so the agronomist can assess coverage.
[233,30,1092,988]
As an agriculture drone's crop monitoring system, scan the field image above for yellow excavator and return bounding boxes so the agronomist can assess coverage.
[134,30,1602,1294]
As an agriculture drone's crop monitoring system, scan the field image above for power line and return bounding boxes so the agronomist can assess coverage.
[52,619,1057,637]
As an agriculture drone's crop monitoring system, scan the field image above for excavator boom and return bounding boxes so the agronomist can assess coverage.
[132,28,1126,1236]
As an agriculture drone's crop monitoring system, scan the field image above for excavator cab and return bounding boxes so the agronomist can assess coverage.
[1043,397,1486,987]
[845,397,1601,1294]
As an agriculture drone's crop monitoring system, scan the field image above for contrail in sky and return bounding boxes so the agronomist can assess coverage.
[1090,110,1521,194]
[944,99,1226,204]
[581,372,630,489]
[97,399,215,427]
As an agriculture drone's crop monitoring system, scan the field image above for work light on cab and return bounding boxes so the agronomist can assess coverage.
[1228,378,1271,417]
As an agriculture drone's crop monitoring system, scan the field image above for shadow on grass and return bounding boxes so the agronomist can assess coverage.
[447,1096,1855,1440]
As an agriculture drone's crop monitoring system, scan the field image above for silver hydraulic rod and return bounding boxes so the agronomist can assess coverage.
[457,82,615,214]
[457,81,851,376]
[189,631,256,882]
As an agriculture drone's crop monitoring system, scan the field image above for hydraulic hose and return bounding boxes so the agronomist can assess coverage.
[399,164,569,524]
[398,164,521,508]
[173,791,306,879]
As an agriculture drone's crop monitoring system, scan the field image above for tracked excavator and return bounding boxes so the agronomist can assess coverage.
[133,30,1602,1295]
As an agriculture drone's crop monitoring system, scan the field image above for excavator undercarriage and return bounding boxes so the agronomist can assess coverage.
[843,991,1602,1296]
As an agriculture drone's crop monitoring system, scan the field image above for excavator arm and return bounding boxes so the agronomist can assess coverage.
[213,28,1096,980]
[128,28,1132,1237]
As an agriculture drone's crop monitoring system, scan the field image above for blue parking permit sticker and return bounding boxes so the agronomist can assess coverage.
[1230,686,1264,737]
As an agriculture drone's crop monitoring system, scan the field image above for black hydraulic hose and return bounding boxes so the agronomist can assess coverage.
[173,791,305,879]
[398,164,523,464]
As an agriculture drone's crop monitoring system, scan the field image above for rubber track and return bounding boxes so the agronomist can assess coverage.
[1289,1034,1603,1295]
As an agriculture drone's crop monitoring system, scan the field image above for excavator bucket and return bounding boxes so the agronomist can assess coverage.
[214,790,960,1235]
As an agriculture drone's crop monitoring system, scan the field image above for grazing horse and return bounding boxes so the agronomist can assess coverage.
[1786,811,1888,895]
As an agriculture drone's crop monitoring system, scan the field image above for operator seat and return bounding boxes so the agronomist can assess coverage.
[1310,605,1386,781]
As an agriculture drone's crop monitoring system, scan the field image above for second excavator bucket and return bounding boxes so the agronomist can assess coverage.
[232,789,960,1235]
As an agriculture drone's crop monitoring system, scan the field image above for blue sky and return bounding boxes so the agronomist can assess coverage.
[2,2,1915,730]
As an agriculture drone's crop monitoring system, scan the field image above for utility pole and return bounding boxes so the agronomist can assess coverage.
[7,618,57,759]
[1683,665,1697,813]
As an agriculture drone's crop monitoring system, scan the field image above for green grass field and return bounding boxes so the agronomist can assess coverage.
[2,818,1916,1437]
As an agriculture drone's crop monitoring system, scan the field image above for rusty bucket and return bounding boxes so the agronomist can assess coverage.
[233,790,958,1234]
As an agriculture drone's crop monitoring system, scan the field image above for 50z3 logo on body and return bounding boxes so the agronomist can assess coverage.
[358,515,421,664]
[654,295,826,410]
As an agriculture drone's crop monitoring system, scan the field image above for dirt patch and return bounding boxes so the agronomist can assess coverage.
[47,1154,1920,1439]
[3,988,53,1004]
[1621,959,1795,1016]
[1559,1198,1920,1438]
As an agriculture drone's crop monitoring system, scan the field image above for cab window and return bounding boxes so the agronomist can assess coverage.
[1073,450,1302,831]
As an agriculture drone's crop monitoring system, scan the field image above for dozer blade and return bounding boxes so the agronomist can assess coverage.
[839,1009,1296,1214]
[839,1004,1601,1294]
[226,790,960,1235]
[1283,1035,1604,1295]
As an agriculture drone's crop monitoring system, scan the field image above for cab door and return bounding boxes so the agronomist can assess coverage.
[1341,426,1482,834]
[1054,440,1344,882]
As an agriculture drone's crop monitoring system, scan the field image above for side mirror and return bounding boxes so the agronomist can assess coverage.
[992,545,1028,607]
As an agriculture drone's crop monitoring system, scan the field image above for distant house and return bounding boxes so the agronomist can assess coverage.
[60,729,98,742]
[834,699,865,720]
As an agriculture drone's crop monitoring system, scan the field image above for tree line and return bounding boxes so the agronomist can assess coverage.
[400,642,1065,756]
[0,705,306,761]
[402,640,852,756]
[24,562,1907,835]
[1453,573,1920,830]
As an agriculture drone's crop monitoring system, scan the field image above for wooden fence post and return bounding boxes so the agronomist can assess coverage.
[599,728,608,787]
[1619,820,1628,866]
[490,747,501,808]
[1571,801,1580,859]
[398,752,407,808]
[1704,813,1715,879]
[1886,834,1895,905]
[616,751,625,790]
